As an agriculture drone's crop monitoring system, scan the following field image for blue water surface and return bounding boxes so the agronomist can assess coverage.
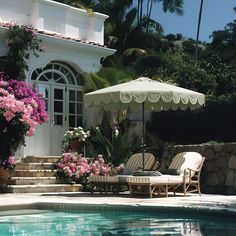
[0,209,235,235]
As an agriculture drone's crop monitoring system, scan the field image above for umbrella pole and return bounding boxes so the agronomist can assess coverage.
[142,102,145,171]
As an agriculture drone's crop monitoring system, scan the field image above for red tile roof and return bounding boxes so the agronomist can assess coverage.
[0,21,108,48]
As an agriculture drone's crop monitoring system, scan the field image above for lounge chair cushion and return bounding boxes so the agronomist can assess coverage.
[117,175,133,183]
[122,153,155,175]
[89,175,119,183]
[127,175,186,184]
[159,168,181,175]
[127,175,169,184]
[168,152,203,176]
[133,170,162,176]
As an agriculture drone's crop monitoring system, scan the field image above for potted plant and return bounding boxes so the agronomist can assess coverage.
[63,127,90,153]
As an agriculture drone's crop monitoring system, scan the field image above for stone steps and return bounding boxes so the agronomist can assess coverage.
[0,155,81,193]
[7,177,65,185]
[15,163,55,170]
[22,156,60,163]
[1,184,81,193]
[12,170,56,178]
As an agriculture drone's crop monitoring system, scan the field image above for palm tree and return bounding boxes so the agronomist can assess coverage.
[84,67,136,92]
[137,0,144,24]
[195,0,204,64]
[137,0,184,32]
[103,0,134,51]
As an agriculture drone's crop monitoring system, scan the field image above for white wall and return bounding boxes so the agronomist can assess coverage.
[0,0,108,45]
[25,34,114,74]
[0,0,31,25]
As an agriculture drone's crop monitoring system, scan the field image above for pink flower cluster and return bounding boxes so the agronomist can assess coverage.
[7,80,48,124]
[90,155,112,176]
[57,153,90,181]
[115,163,125,174]
[0,71,49,136]
[56,153,113,184]
[0,82,37,136]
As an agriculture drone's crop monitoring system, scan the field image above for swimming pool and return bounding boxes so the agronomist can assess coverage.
[0,207,235,236]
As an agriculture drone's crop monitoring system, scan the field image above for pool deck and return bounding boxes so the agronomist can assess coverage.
[0,192,236,216]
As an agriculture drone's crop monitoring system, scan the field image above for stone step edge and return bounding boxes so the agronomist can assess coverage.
[21,156,61,163]
[10,177,58,180]
[25,156,61,158]
[17,163,56,165]
[13,170,57,172]
[15,163,56,168]
[5,184,81,188]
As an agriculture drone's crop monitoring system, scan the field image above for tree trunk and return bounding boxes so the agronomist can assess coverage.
[195,0,204,64]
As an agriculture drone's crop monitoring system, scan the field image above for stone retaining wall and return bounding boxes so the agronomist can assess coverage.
[161,143,236,194]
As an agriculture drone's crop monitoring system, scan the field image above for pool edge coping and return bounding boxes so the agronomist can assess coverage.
[1,201,236,219]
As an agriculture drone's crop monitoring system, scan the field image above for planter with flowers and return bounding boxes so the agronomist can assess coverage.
[55,153,114,189]
[63,127,90,153]
[56,153,90,185]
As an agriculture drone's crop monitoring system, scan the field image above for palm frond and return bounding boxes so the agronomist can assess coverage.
[125,8,138,29]
[97,67,134,85]
[104,22,115,35]
[123,48,147,57]
[162,0,184,15]
[71,2,94,15]
[83,72,108,92]
[105,36,119,47]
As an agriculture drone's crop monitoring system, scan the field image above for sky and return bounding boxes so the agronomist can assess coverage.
[134,0,236,42]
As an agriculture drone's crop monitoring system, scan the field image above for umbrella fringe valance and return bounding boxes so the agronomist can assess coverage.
[85,97,205,112]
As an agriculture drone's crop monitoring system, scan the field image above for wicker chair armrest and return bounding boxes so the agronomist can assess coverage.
[185,167,200,172]
[183,168,199,180]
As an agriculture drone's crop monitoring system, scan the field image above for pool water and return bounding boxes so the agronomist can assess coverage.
[0,209,235,235]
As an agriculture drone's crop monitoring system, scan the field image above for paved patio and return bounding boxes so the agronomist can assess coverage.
[0,192,236,216]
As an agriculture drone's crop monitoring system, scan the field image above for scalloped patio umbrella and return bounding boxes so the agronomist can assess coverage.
[84,77,205,170]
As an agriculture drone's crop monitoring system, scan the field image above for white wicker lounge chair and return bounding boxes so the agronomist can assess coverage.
[128,152,205,198]
[89,153,157,194]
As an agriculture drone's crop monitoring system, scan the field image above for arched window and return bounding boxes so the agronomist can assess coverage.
[31,61,84,130]
[31,61,84,86]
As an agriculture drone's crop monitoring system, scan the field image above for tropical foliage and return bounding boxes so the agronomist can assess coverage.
[3,23,44,80]
[88,125,140,166]
[203,7,236,68]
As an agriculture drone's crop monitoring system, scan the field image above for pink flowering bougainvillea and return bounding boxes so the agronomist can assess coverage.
[0,72,48,171]
[6,79,48,124]
[0,22,46,172]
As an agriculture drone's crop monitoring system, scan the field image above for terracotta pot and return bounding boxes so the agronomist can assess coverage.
[0,167,11,184]
[69,140,80,152]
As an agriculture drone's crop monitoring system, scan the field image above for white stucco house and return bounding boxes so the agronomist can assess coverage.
[0,0,115,157]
